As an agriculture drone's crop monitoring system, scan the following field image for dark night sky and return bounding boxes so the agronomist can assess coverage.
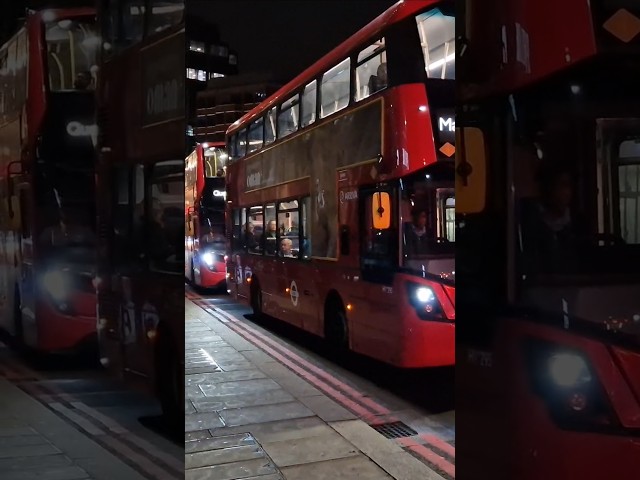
[188,0,397,82]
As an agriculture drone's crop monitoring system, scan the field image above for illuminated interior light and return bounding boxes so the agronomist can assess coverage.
[428,53,455,71]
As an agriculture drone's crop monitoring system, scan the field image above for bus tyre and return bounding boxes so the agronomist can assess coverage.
[156,333,181,432]
[250,279,263,318]
[325,301,349,355]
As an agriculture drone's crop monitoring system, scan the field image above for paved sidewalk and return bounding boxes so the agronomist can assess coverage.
[0,377,148,480]
[185,299,446,480]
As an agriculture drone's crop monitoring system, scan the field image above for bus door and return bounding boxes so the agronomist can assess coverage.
[354,185,398,353]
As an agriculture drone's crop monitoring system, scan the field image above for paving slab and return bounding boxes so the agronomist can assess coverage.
[184,298,447,480]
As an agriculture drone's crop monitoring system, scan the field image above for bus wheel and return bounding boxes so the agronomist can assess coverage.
[13,285,24,347]
[250,278,263,318]
[325,299,349,355]
[156,332,181,430]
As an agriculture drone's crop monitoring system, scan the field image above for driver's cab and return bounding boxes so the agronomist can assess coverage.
[399,164,455,279]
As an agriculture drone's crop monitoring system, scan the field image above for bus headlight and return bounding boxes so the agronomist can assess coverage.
[406,282,445,320]
[548,352,592,388]
[415,287,435,303]
[202,252,214,267]
[525,339,616,430]
[42,270,70,302]
[41,270,74,314]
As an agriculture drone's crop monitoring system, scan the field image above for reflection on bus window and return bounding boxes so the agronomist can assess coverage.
[46,18,99,91]
[355,39,386,101]
[321,58,350,118]
[416,8,454,80]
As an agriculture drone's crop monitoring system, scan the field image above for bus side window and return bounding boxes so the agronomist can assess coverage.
[300,196,312,259]
[263,203,277,256]
[131,165,146,262]
[355,39,386,101]
[247,205,263,255]
[112,166,131,260]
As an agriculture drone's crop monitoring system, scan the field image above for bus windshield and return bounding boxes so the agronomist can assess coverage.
[401,163,455,279]
[46,17,99,91]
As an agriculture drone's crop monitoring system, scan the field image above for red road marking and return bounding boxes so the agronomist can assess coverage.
[398,437,455,478]
[421,433,455,458]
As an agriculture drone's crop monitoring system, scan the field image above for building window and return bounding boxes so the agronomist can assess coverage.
[186,68,196,79]
[210,72,225,79]
[189,40,205,53]
[228,54,237,65]
[197,69,207,82]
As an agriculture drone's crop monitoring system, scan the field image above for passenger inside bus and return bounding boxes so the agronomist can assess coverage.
[280,238,296,257]
[368,62,388,94]
[244,222,258,250]
[74,71,92,90]
[520,162,588,272]
[405,208,432,256]
[262,220,278,255]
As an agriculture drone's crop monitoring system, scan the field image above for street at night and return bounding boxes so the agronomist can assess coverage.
[185,286,454,480]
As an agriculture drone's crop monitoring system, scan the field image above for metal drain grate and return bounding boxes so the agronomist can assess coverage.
[371,421,418,439]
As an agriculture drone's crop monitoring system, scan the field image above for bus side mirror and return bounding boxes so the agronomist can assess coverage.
[456,126,486,214]
[371,192,391,230]
[340,225,350,256]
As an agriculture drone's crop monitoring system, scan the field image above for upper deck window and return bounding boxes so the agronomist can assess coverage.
[46,18,99,91]
[264,107,276,145]
[148,0,184,35]
[355,38,387,101]
[301,80,317,127]
[278,95,299,139]
[247,117,264,154]
[416,9,454,80]
[320,58,350,118]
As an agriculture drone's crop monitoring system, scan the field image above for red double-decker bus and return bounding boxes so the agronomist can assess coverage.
[94,0,185,421]
[457,1,640,478]
[225,0,455,368]
[0,7,99,354]
[185,141,228,290]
